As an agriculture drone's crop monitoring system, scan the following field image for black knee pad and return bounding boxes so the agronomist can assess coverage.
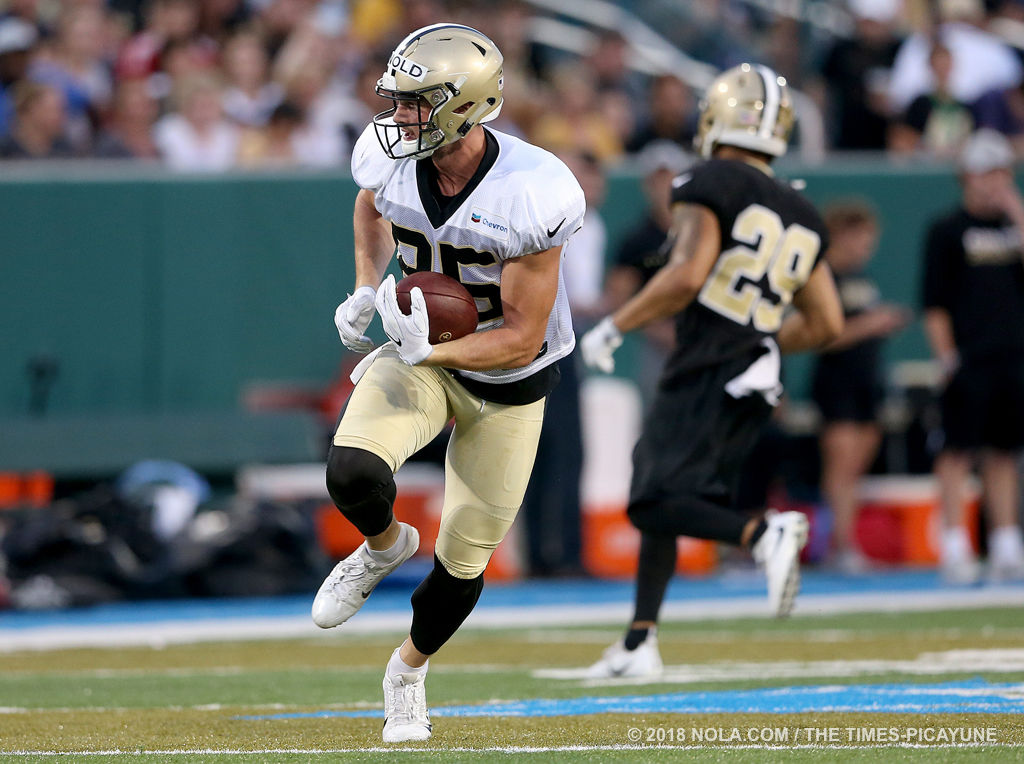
[409,556,484,655]
[325,446,396,537]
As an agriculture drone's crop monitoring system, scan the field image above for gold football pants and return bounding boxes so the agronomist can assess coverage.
[334,345,545,578]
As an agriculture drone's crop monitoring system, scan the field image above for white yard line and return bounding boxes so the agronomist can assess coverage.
[2,743,1022,755]
[535,648,1024,685]
[2,586,1022,652]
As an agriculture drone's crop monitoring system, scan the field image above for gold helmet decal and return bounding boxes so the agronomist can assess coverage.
[373,23,504,159]
[694,63,794,159]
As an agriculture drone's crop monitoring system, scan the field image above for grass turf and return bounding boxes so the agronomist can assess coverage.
[1,606,1022,761]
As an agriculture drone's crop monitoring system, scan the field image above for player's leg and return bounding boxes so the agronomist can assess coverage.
[586,531,675,678]
[980,450,1024,580]
[382,387,545,742]
[936,363,984,583]
[821,420,881,572]
[312,348,452,628]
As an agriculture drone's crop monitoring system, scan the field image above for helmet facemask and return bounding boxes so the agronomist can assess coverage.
[373,82,455,160]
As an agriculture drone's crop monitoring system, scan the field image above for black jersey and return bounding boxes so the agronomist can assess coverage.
[818,269,884,377]
[922,207,1024,361]
[663,158,828,382]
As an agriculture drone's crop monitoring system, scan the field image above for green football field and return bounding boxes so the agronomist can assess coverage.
[2,606,1023,762]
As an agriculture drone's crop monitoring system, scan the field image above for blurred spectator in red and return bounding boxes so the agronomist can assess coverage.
[116,0,203,80]
[922,129,1024,584]
[888,0,1022,116]
[626,74,695,154]
[819,0,904,151]
[0,80,74,158]
[890,41,974,157]
[93,77,159,158]
[28,4,113,151]
[812,200,909,574]
[221,31,283,127]
[153,72,238,170]
[530,63,623,164]
[0,17,38,140]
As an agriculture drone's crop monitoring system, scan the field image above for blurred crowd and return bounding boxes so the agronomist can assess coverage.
[3,0,1024,168]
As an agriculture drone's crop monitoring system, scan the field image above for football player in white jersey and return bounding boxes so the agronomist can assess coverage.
[310,23,585,743]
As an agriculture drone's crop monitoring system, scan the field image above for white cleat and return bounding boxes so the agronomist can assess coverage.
[941,557,982,585]
[382,655,431,743]
[752,510,809,618]
[311,523,419,628]
[584,631,663,679]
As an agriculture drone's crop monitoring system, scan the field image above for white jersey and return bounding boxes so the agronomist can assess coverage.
[351,123,585,390]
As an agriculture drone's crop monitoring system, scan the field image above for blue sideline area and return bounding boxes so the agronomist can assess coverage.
[0,567,1016,632]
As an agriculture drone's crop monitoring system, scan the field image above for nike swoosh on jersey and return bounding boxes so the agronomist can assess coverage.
[547,218,566,237]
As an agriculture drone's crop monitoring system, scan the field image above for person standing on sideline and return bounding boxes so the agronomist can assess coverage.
[812,200,909,573]
[922,128,1024,584]
[580,63,843,678]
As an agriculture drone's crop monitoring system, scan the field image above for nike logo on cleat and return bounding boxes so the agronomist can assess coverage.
[547,218,566,237]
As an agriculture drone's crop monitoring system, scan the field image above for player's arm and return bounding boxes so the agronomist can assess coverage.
[610,203,720,332]
[579,203,717,372]
[421,246,562,370]
[334,189,394,353]
[776,261,844,354]
[353,188,394,289]
[923,308,959,378]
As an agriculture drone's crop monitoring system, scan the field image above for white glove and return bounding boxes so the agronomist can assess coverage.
[375,274,433,365]
[333,285,377,353]
[580,316,623,373]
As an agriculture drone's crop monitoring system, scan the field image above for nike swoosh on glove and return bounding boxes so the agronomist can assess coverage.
[334,285,377,353]
[375,274,433,365]
[580,316,623,373]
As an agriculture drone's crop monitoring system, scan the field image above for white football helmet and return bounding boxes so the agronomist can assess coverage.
[694,63,794,159]
[373,23,504,160]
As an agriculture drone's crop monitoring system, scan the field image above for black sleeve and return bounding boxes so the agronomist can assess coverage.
[669,162,732,221]
[903,95,932,132]
[922,219,956,311]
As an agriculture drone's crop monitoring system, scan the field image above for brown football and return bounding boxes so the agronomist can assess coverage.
[396,271,478,344]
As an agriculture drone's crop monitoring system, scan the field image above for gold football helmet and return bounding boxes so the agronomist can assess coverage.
[373,23,504,159]
[694,63,794,159]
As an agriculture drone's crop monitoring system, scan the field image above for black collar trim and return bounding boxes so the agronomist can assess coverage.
[417,129,500,229]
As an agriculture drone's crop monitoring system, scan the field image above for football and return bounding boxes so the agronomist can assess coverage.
[396,271,478,344]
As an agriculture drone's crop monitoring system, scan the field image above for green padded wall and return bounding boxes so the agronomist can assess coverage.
[0,161,970,417]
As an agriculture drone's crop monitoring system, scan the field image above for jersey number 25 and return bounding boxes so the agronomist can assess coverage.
[698,204,820,333]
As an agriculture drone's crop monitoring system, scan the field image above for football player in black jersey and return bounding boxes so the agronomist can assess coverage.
[580,63,843,678]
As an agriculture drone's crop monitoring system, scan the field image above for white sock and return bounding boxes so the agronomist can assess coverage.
[367,523,408,565]
[989,525,1024,564]
[942,526,975,564]
[387,646,428,677]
